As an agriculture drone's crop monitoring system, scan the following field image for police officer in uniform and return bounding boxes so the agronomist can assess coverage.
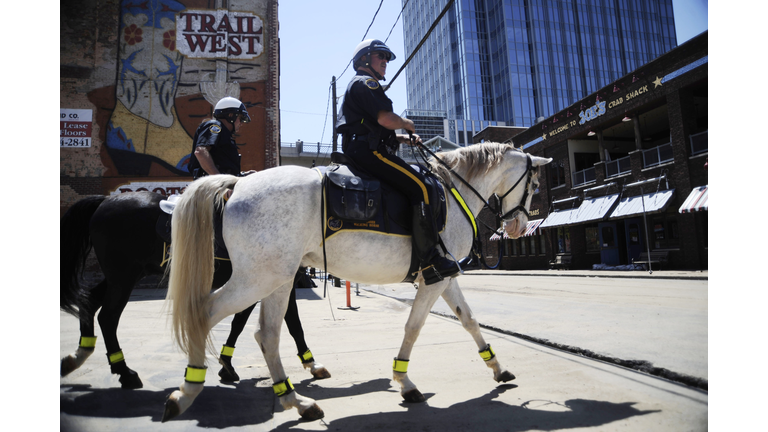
[188,96,256,180]
[336,39,459,284]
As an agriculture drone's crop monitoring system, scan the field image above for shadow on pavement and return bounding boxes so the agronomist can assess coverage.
[277,385,659,432]
[62,378,659,431]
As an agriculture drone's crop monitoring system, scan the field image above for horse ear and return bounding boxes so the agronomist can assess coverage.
[531,155,553,167]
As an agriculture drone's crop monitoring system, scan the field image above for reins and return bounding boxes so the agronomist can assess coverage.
[411,139,534,269]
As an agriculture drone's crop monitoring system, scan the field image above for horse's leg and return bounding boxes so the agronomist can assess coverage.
[217,303,256,382]
[255,282,324,420]
[284,283,330,379]
[61,279,107,376]
[97,272,144,389]
[392,279,449,403]
[440,279,516,383]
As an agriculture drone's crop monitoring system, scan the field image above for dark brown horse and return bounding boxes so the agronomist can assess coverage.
[60,191,329,389]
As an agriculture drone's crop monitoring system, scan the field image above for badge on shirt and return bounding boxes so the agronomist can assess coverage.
[209,124,222,134]
[364,78,379,90]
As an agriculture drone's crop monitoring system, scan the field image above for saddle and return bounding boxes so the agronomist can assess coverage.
[319,152,447,283]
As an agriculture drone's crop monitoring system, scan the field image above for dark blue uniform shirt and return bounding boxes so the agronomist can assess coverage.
[188,119,241,179]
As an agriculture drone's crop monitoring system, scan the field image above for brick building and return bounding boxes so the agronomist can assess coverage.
[60,0,280,216]
[476,31,708,271]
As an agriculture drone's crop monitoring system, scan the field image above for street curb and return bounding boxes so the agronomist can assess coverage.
[462,271,708,281]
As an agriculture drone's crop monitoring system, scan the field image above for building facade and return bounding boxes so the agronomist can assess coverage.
[60,0,280,215]
[401,0,677,128]
[477,31,707,271]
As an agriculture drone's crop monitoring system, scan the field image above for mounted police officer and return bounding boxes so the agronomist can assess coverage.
[336,39,459,284]
[188,96,256,179]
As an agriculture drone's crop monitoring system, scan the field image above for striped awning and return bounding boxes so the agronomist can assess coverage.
[539,193,620,229]
[489,219,544,241]
[610,189,675,219]
[679,185,708,213]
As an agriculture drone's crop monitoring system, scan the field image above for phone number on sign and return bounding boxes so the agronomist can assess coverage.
[60,138,91,147]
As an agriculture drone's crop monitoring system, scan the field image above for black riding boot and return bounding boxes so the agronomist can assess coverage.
[412,202,460,285]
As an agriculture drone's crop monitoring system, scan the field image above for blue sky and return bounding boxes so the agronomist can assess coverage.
[279,0,709,146]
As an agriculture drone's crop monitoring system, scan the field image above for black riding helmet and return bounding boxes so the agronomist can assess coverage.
[352,39,396,80]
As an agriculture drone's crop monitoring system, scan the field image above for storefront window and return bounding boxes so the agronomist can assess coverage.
[556,227,571,253]
[628,223,641,245]
[511,238,518,256]
[602,226,615,247]
[651,215,680,249]
[540,234,547,255]
[586,226,599,252]
[529,236,537,255]
[549,160,567,188]
[520,238,527,255]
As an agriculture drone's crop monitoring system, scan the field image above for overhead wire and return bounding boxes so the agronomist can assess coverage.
[385,0,455,91]
[385,0,408,43]
[318,0,389,160]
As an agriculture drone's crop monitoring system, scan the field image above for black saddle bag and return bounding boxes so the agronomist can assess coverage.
[326,167,381,221]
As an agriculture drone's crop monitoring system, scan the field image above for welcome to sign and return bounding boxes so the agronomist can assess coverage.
[176,10,264,59]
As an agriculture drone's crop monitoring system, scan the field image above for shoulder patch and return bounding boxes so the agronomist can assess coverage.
[364,78,380,90]
[209,124,222,134]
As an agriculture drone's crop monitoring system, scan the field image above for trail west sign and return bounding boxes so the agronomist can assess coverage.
[177,10,264,59]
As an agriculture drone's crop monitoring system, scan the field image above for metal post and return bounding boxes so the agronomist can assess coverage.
[639,186,653,274]
[332,76,338,153]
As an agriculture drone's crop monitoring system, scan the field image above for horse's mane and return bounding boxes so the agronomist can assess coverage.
[428,142,520,185]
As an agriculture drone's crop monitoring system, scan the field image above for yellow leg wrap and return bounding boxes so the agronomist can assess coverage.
[393,358,409,373]
[221,345,235,357]
[273,378,294,396]
[298,349,314,364]
[479,344,495,361]
[107,350,125,364]
[79,336,97,349]
[184,365,207,383]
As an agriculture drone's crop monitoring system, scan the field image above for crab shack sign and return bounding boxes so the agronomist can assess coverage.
[176,10,263,59]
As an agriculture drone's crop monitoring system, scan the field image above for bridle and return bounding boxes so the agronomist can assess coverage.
[412,141,537,269]
[496,153,535,222]
[413,140,536,227]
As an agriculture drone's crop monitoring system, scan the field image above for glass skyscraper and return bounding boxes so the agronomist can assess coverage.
[402,0,677,131]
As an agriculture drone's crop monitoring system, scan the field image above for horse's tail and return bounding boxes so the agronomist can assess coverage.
[60,195,108,318]
[166,174,240,359]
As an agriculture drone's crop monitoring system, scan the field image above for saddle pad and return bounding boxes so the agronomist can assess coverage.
[318,164,447,241]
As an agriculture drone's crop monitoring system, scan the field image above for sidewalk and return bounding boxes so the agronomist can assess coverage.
[60,282,707,431]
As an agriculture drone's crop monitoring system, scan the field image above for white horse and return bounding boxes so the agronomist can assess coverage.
[161,142,551,422]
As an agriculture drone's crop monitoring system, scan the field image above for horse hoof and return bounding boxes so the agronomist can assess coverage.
[162,397,180,423]
[311,367,331,380]
[496,371,516,383]
[402,389,426,403]
[61,356,77,377]
[119,372,143,389]
[300,403,325,421]
[218,366,240,382]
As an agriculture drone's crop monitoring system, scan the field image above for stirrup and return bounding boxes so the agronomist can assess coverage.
[421,257,460,285]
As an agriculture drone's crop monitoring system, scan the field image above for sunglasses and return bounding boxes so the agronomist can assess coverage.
[374,52,391,61]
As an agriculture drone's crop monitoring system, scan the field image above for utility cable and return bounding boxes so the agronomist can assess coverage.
[385,0,455,91]
[385,0,409,43]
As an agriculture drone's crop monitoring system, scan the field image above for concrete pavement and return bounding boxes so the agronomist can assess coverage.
[362,269,708,388]
[60,271,707,431]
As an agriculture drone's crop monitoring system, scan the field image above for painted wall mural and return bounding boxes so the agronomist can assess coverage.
[77,0,272,194]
